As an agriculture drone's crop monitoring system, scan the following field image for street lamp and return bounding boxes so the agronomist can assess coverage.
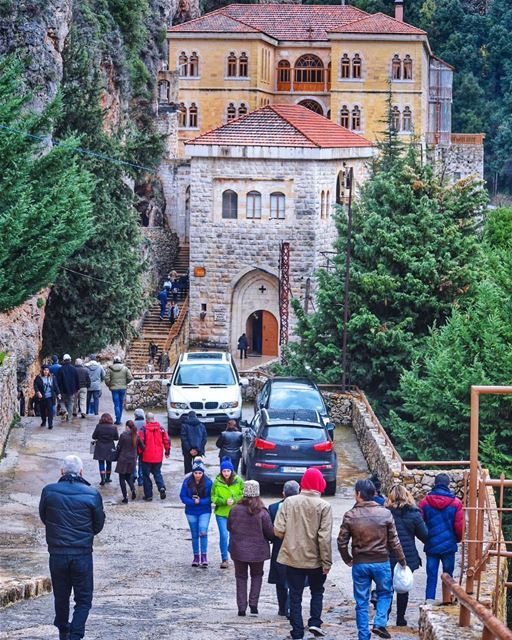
[341,166,354,392]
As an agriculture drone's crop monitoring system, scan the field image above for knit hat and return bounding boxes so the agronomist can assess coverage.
[220,456,234,472]
[63,354,71,362]
[192,460,205,474]
[243,480,260,498]
[300,467,327,494]
[134,408,145,419]
[434,473,451,488]
[113,356,122,363]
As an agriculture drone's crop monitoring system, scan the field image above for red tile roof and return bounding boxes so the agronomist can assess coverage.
[170,4,370,40]
[329,12,426,35]
[186,104,373,149]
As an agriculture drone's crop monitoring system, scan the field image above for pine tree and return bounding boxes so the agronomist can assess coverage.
[0,56,94,312]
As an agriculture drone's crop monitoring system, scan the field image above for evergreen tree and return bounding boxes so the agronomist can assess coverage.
[0,56,94,312]
[281,148,487,411]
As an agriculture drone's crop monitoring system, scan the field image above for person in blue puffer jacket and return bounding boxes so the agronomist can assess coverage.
[180,459,213,568]
[418,473,463,602]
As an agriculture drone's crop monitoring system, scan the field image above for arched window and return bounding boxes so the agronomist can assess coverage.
[352,54,362,79]
[227,103,237,121]
[327,61,332,89]
[392,54,401,80]
[351,105,361,131]
[188,102,198,128]
[185,186,191,219]
[298,99,323,115]
[402,106,412,132]
[294,54,324,88]
[227,52,237,77]
[336,170,345,205]
[340,105,350,128]
[341,54,350,79]
[222,190,238,219]
[391,105,401,131]
[320,191,325,218]
[326,191,331,217]
[327,109,331,119]
[238,103,248,117]
[270,192,286,219]
[403,55,413,80]
[246,191,261,219]
[277,60,291,90]
[189,52,199,77]
[178,102,187,127]
[239,52,248,77]
[179,52,188,77]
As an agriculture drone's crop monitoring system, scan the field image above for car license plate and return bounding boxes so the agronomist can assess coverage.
[201,417,215,423]
[282,466,304,473]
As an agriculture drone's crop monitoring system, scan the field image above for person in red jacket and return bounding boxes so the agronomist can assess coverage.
[138,412,170,502]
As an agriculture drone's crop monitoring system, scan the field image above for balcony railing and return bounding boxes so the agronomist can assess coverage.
[276,68,330,93]
[451,133,485,145]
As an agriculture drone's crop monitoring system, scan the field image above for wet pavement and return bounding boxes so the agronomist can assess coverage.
[0,390,425,639]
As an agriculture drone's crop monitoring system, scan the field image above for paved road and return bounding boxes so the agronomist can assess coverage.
[0,390,425,640]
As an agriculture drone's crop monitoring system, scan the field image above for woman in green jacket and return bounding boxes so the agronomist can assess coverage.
[212,456,244,568]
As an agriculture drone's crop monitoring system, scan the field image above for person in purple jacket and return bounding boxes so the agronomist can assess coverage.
[179,459,212,568]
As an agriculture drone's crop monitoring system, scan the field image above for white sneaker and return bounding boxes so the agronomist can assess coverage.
[308,627,326,637]
[424,599,436,606]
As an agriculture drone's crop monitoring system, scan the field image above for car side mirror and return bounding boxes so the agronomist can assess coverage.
[239,377,249,387]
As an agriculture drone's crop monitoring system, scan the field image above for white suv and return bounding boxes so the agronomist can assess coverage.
[166,352,248,434]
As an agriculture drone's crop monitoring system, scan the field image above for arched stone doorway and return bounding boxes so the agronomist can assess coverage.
[246,310,278,356]
[231,269,280,357]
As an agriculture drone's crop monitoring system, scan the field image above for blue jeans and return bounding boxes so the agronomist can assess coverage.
[49,553,93,640]
[133,454,144,486]
[186,512,211,555]
[142,461,165,498]
[87,390,101,415]
[426,553,455,600]
[110,389,126,424]
[286,566,326,639]
[215,514,229,561]
[98,460,112,474]
[352,561,393,640]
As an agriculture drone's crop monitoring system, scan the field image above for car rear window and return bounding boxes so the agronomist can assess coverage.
[270,388,325,412]
[262,425,325,442]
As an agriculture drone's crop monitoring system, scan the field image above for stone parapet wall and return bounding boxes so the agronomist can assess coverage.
[141,227,180,291]
[0,576,52,609]
[0,354,18,456]
[125,378,168,411]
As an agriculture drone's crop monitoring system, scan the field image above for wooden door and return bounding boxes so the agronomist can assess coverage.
[262,311,278,356]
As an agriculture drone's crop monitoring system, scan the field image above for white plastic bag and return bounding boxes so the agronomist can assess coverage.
[393,564,414,593]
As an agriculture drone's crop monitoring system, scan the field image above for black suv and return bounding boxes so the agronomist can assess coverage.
[241,409,337,495]
[254,377,335,440]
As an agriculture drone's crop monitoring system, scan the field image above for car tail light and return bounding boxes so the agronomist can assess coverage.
[255,438,277,450]
[314,441,333,452]
[255,462,277,469]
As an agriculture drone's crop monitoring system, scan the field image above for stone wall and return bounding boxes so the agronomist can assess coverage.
[427,142,484,183]
[141,227,180,291]
[0,354,18,456]
[125,378,169,410]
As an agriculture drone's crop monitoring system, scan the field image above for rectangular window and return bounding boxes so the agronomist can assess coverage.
[270,192,285,219]
[246,191,262,219]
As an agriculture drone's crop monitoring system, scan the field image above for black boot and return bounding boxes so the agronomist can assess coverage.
[100,473,106,486]
[105,472,112,483]
[396,592,408,626]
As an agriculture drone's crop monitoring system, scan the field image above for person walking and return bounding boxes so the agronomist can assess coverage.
[115,420,143,503]
[274,467,333,640]
[168,301,180,326]
[211,457,244,569]
[34,365,61,430]
[91,413,119,486]
[370,474,386,506]
[104,357,133,425]
[418,473,463,603]
[268,480,300,618]
[228,480,274,616]
[180,410,207,474]
[49,354,61,376]
[338,479,406,640]
[56,355,80,422]
[133,408,146,487]
[215,419,243,473]
[237,333,248,360]
[148,342,158,362]
[86,355,105,416]
[157,350,170,373]
[39,455,105,640]
[385,485,428,626]
[73,359,91,419]
[138,412,170,501]
[157,287,168,320]
[179,459,212,567]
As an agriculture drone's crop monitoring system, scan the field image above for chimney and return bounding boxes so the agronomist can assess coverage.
[395,0,404,21]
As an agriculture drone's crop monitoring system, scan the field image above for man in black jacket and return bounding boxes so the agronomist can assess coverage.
[56,355,80,422]
[39,455,105,640]
[73,359,91,419]
[180,411,207,473]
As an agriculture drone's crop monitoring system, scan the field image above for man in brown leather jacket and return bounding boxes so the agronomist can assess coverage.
[338,479,406,640]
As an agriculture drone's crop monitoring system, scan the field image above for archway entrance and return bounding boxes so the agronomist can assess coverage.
[246,310,278,356]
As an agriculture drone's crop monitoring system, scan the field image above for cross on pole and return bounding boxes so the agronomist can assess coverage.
[258,285,267,294]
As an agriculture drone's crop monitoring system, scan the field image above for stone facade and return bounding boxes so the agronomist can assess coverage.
[0,354,18,457]
[141,227,180,289]
[186,150,370,355]
[427,139,484,182]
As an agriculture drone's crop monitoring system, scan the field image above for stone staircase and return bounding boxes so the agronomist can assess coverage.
[126,243,189,372]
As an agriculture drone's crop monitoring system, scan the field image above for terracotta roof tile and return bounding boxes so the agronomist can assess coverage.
[186,104,373,149]
[170,4,369,40]
[329,12,426,35]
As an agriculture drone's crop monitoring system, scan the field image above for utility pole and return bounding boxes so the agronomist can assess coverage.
[304,277,311,314]
[341,166,354,392]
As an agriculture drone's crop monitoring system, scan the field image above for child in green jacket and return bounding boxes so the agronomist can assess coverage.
[212,457,244,568]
